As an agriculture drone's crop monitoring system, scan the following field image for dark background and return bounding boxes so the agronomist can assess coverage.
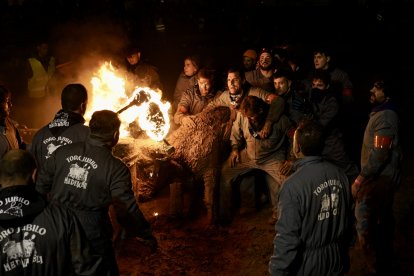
[1,0,413,152]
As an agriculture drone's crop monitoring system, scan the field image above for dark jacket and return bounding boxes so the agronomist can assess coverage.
[29,110,90,171]
[35,137,153,275]
[0,185,101,275]
[360,102,402,183]
[36,137,152,239]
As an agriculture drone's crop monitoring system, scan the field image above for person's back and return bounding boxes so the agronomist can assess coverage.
[36,110,155,275]
[30,83,90,172]
[0,149,101,275]
[269,120,352,275]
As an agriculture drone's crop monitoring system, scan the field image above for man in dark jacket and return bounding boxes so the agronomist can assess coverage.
[269,119,353,275]
[309,69,358,183]
[36,110,157,276]
[30,83,90,172]
[0,149,101,275]
[352,77,402,274]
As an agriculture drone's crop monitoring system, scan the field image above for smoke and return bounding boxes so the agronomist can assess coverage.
[50,17,129,94]
[11,16,132,138]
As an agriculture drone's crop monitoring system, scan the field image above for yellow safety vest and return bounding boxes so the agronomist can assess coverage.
[27,57,55,98]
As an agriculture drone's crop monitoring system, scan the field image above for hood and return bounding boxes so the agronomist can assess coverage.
[0,185,46,228]
[49,109,85,137]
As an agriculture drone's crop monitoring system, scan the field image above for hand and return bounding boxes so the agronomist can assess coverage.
[351,176,364,201]
[181,116,195,128]
[229,149,240,168]
[279,160,293,176]
[351,182,361,199]
[258,120,272,139]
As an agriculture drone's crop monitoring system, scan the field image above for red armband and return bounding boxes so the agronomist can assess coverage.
[374,135,392,149]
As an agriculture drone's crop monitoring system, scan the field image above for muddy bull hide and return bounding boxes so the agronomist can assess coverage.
[165,106,232,221]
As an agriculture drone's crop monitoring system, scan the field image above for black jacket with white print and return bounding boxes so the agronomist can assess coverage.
[0,185,101,275]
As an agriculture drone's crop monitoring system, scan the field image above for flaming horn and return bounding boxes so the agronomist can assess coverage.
[116,90,175,154]
[117,90,150,114]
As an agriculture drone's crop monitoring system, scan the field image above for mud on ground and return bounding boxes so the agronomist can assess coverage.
[115,163,414,276]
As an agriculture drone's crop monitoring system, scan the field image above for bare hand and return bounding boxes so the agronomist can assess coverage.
[351,176,365,201]
[351,182,361,200]
[229,150,240,168]
[259,120,272,139]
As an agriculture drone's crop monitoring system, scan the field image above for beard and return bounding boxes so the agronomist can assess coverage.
[259,64,271,71]
[249,116,266,131]
[370,96,386,107]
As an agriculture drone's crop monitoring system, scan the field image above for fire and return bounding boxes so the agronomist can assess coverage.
[85,62,170,141]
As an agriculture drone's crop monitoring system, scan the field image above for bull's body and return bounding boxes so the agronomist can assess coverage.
[166,106,232,223]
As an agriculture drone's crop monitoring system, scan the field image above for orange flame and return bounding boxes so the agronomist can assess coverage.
[85,62,170,141]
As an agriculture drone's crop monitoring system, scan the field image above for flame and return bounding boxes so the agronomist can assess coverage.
[85,62,170,141]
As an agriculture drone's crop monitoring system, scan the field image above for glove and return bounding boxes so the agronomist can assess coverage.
[181,116,195,128]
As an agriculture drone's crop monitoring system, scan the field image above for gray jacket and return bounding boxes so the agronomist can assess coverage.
[269,156,352,275]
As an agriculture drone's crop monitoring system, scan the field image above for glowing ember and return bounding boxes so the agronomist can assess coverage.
[86,62,170,141]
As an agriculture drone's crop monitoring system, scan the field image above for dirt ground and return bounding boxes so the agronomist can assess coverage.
[115,153,414,276]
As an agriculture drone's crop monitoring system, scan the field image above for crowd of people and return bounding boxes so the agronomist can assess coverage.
[0,34,404,275]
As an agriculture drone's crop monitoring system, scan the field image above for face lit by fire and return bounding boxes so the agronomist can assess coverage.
[0,95,11,119]
[127,52,141,66]
[184,59,198,77]
[314,53,330,70]
[312,78,328,90]
[259,52,272,70]
[198,77,211,97]
[227,72,243,95]
[273,76,291,96]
